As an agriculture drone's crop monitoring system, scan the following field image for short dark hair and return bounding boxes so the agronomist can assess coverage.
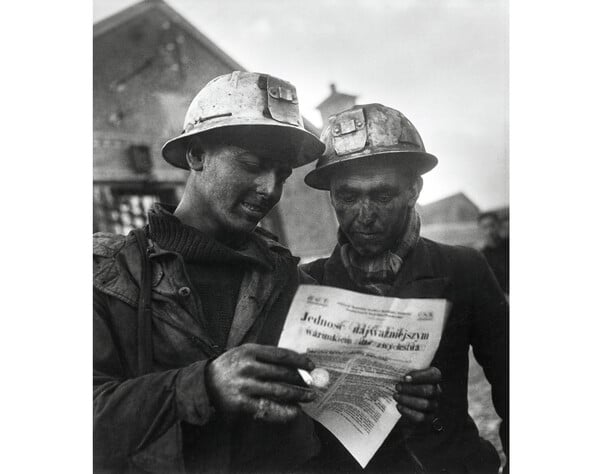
[478,211,499,223]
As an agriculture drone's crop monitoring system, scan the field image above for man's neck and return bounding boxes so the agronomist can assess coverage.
[174,204,208,233]
[173,201,248,247]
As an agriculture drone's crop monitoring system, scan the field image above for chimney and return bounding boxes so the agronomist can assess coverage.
[316,83,357,129]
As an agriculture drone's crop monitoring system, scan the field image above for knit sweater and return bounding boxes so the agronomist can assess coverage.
[147,204,273,349]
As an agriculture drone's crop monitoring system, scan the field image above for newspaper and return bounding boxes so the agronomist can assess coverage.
[278,284,449,468]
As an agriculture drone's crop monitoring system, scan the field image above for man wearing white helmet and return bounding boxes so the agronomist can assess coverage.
[93,72,325,473]
[301,104,508,473]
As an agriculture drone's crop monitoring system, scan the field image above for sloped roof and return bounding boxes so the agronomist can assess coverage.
[316,83,357,111]
[94,0,321,137]
[316,92,357,111]
[418,192,480,226]
[94,0,245,71]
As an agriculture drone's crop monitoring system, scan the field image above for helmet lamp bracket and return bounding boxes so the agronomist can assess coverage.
[331,107,367,155]
[265,75,301,126]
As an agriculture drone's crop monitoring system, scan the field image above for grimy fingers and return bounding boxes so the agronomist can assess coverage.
[250,361,308,386]
[394,382,441,398]
[402,367,442,384]
[396,404,433,424]
[250,345,315,371]
[247,397,301,423]
[393,393,438,413]
[246,380,317,403]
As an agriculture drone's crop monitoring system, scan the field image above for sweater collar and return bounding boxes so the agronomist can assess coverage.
[323,237,438,293]
[335,207,421,295]
[147,203,274,270]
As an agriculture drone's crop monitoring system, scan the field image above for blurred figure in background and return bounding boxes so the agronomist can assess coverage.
[478,212,509,296]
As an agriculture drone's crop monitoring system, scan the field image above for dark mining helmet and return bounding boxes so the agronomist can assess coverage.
[305,103,438,190]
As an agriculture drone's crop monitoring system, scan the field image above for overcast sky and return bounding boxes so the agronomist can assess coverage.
[94,0,508,209]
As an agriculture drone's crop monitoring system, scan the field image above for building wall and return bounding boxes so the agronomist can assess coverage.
[276,162,338,260]
[421,222,484,248]
[94,7,236,184]
[317,85,357,129]
[418,193,480,226]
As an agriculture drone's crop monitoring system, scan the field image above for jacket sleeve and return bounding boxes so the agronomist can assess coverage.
[467,251,509,457]
[93,288,214,469]
[299,259,326,284]
[298,266,318,285]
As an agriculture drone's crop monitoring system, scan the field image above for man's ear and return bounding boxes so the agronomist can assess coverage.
[185,145,205,171]
[407,176,423,207]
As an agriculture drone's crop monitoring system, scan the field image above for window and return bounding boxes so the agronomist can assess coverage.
[93,184,181,234]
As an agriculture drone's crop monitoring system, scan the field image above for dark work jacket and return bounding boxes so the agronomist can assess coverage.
[300,238,508,474]
[482,238,509,295]
[93,230,320,473]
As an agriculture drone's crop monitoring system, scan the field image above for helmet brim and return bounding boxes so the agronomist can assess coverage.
[162,121,325,170]
[304,150,438,190]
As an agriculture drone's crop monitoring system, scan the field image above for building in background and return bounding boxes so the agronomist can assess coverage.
[316,83,358,128]
[418,192,509,248]
[93,0,508,259]
[93,0,338,260]
[418,192,482,247]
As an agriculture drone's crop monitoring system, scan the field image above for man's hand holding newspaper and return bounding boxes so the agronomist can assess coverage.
[394,366,442,424]
[278,285,449,468]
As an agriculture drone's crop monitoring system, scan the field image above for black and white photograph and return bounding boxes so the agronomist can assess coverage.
[92,1,508,472]
[6,0,600,473]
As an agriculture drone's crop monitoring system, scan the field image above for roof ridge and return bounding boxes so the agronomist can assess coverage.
[93,0,245,71]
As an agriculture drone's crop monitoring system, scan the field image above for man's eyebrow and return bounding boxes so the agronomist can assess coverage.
[370,185,400,194]
[335,184,357,193]
[235,152,292,176]
[335,184,400,194]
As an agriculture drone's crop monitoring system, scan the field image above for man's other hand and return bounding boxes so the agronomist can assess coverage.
[206,343,317,422]
[394,367,442,424]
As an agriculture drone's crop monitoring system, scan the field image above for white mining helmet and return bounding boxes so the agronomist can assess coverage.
[162,71,325,169]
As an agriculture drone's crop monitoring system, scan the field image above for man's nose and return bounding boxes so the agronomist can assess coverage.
[356,200,376,225]
[256,170,281,199]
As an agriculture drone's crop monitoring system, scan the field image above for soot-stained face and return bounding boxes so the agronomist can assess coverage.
[182,143,292,239]
[330,162,421,257]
